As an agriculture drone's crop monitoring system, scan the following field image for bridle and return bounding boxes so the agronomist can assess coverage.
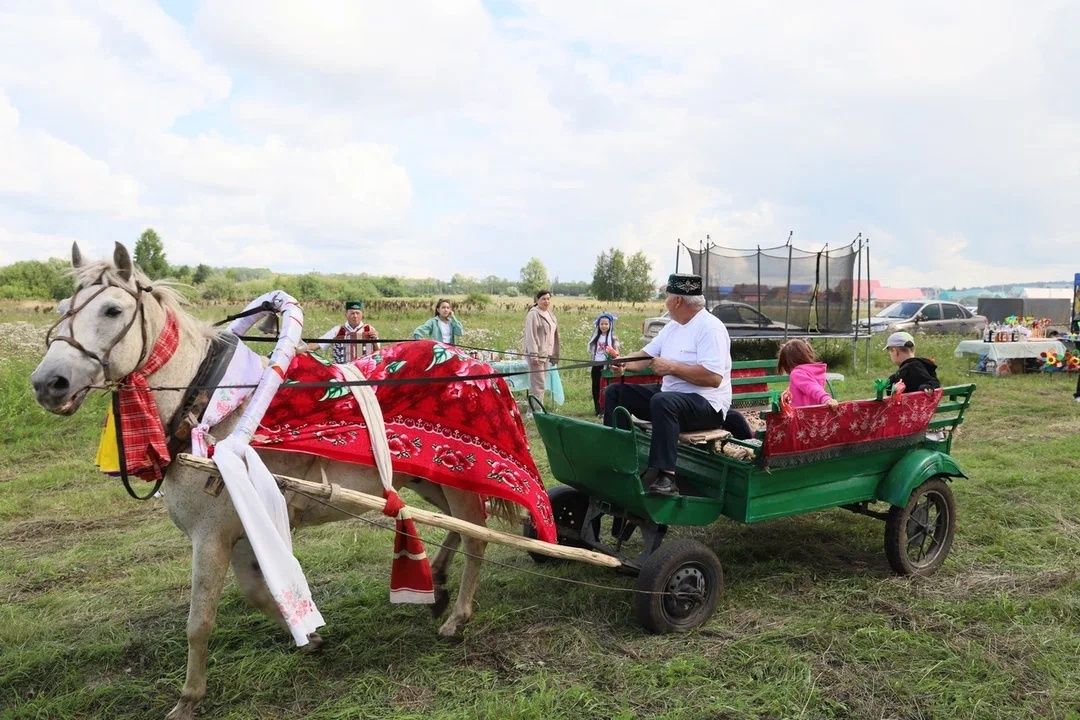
[44,272,154,383]
[45,273,163,500]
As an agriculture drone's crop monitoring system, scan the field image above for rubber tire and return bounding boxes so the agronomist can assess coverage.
[884,476,957,576]
[524,485,594,563]
[633,538,723,633]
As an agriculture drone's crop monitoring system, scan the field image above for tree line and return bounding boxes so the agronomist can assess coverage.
[0,229,658,303]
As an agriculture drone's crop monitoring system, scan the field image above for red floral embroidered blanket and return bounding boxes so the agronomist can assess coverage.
[252,341,556,542]
[762,389,943,468]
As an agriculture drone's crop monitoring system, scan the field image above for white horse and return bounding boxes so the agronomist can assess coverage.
[30,243,495,720]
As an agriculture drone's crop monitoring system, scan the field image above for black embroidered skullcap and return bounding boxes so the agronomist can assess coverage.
[666,273,703,296]
[344,300,364,310]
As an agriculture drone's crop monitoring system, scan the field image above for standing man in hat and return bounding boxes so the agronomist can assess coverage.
[307,300,380,362]
[603,273,752,497]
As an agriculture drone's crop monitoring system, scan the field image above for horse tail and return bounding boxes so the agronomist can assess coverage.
[486,498,523,529]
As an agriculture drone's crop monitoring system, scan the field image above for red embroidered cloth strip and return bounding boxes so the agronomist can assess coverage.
[119,310,180,481]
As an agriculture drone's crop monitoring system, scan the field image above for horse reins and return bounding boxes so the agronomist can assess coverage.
[45,276,164,499]
[45,275,154,380]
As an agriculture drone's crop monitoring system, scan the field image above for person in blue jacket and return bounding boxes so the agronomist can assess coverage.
[412,298,464,345]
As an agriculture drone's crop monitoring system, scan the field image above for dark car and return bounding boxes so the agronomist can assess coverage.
[641,301,796,341]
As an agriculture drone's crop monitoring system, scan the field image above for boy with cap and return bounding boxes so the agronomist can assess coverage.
[884,331,940,393]
[308,300,380,362]
[604,273,752,497]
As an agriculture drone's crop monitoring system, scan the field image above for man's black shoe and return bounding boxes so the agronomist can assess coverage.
[647,473,679,497]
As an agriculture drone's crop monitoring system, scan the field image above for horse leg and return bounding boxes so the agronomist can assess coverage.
[229,539,326,650]
[437,488,487,637]
[403,478,458,619]
[429,531,460,619]
[165,535,233,720]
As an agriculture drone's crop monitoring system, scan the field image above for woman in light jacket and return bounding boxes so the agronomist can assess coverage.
[412,298,464,345]
[523,289,560,403]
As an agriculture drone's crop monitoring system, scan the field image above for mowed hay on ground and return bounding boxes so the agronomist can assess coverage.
[1,300,1079,719]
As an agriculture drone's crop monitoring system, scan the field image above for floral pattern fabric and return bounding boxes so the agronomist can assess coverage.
[763,389,943,465]
[253,341,555,542]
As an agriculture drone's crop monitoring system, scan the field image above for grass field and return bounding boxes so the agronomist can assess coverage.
[2,298,1079,719]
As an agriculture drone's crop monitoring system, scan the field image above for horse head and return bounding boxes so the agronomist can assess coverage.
[31,241,173,415]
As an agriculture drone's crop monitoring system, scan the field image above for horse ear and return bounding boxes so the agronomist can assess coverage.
[113,242,133,282]
[72,242,84,268]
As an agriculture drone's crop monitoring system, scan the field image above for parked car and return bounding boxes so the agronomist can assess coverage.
[640,301,797,341]
[858,300,986,335]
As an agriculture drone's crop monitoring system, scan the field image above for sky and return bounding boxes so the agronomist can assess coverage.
[0,1,1077,288]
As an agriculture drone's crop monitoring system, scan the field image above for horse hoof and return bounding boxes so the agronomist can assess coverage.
[430,589,450,619]
[165,703,196,720]
[438,616,468,638]
[301,632,325,653]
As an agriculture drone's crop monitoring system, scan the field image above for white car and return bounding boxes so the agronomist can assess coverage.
[858,301,986,335]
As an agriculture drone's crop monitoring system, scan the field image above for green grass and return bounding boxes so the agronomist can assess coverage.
[2,301,1080,719]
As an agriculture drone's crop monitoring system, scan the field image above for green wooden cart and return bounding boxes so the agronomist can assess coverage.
[529,384,976,633]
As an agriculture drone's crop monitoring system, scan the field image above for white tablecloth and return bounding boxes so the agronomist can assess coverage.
[954,339,1066,361]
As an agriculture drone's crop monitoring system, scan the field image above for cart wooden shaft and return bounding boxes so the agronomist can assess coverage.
[176,453,622,568]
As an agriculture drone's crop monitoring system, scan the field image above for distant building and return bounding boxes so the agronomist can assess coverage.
[847,279,925,311]
[938,288,1004,303]
[1020,287,1072,300]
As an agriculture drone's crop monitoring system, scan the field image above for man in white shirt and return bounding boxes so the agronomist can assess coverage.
[603,274,751,497]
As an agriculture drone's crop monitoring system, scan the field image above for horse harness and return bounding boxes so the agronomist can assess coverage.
[115,331,241,500]
[46,274,154,379]
[46,275,242,500]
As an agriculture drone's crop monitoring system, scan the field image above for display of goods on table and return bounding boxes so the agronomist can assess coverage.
[982,316,1057,342]
[1037,349,1080,372]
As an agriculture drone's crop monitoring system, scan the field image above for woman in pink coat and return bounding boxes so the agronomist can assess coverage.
[523,289,560,404]
[777,339,839,409]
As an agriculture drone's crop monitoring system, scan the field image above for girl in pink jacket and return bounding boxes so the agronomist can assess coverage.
[777,339,839,409]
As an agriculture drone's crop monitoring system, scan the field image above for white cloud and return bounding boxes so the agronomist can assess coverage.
[196,0,497,107]
[875,231,1067,289]
[0,225,81,266]
[0,92,140,215]
[0,1,229,137]
[0,0,1078,288]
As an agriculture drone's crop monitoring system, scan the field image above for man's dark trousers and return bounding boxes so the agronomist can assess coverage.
[603,382,748,471]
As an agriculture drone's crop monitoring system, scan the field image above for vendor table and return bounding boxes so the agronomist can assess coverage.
[954,339,1066,361]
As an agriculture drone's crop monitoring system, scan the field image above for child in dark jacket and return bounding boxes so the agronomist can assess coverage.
[884,331,941,393]
[777,339,839,408]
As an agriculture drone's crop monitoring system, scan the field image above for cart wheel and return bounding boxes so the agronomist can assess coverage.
[633,539,723,633]
[884,476,956,576]
[524,485,596,563]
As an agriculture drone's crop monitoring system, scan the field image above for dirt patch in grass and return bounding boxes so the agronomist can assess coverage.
[0,510,154,554]
[866,596,954,634]
[459,621,592,680]
[391,681,437,712]
[1051,510,1080,540]
[1043,417,1080,435]
[926,567,1076,600]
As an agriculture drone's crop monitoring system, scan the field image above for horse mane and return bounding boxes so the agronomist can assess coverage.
[71,260,221,342]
